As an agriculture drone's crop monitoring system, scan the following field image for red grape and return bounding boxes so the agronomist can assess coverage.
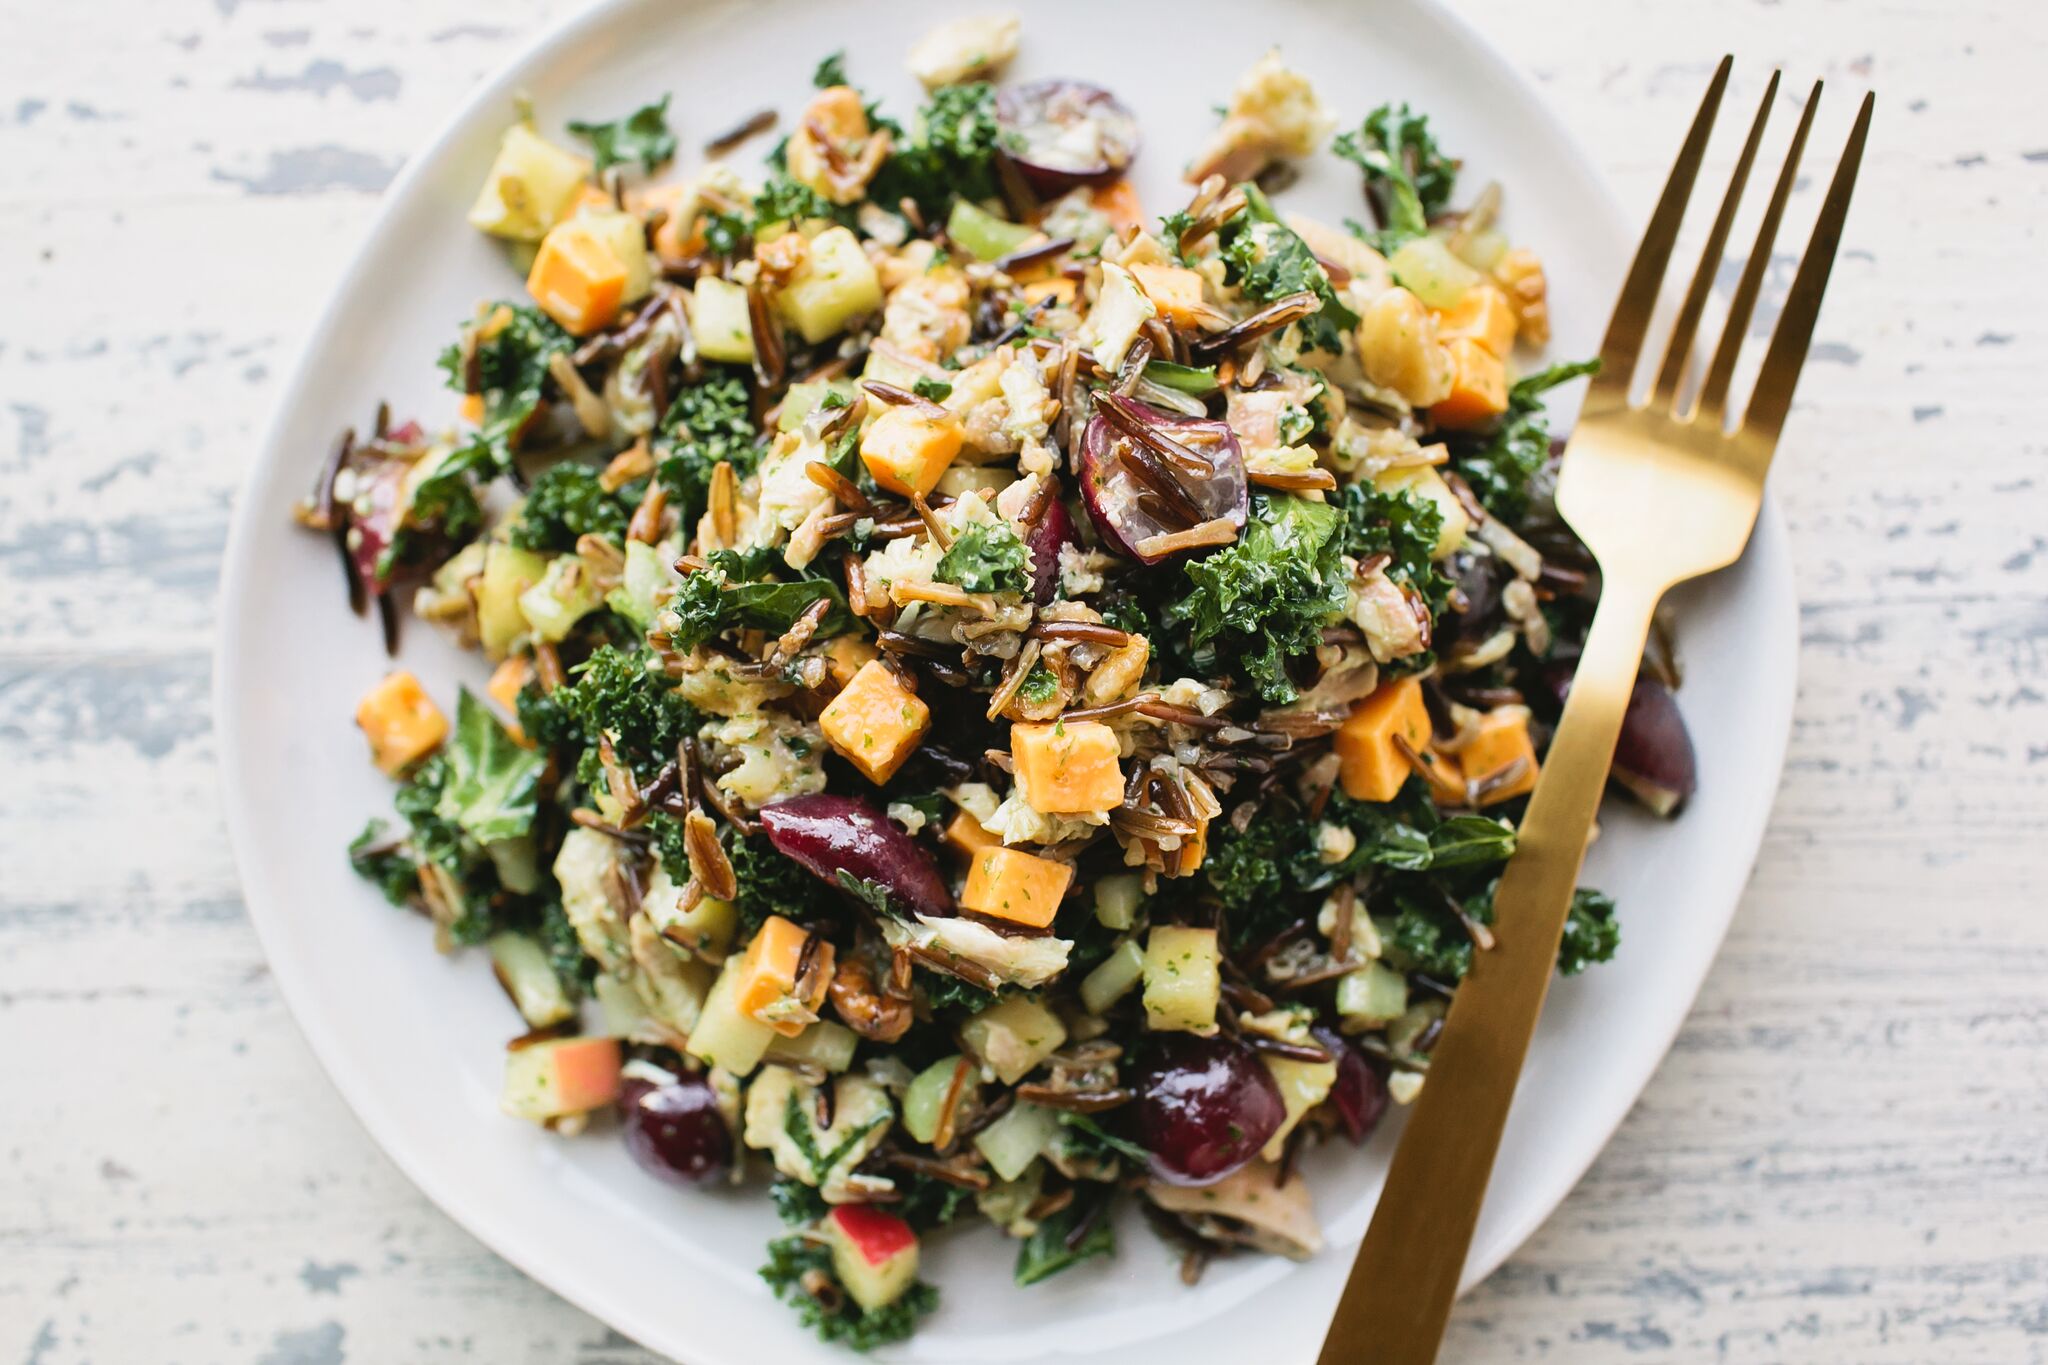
[759,794,955,918]
[1132,1033,1285,1186]
[620,1072,731,1186]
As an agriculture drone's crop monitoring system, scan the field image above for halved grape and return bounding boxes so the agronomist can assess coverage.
[1131,1033,1285,1186]
[1312,1025,1390,1145]
[620,1072,732,1186]
[995,80,1140,193]
[1544,666,1698,818]
[759,793,955,918]
[1025,496,1076,606]
[1077,395,1247,564]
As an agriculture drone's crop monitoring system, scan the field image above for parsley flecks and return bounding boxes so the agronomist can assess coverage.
[567,95,677,174]
[934,521,1030,596]
[1445,359,1600,525]
[1215,184,1357,354]
[509,461,629,553]
[1332,103,1458,251]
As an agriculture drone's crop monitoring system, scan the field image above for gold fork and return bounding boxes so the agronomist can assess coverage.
[1315,59,1873,1365]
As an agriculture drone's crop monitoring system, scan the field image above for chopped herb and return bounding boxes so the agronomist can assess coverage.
[568,95,677,174]
[510,461,629,553]
[1332,102,1458,252]
[811,50,849,89]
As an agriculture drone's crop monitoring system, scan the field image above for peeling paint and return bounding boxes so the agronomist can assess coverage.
[210,145,399,195]
[235,61,402,102]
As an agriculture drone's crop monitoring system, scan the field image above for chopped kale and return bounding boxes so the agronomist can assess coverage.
[911,376,954,402]
[516,644,697,783]
[537,899,594,997]
[1558,887,1621,975]
[890,1168,975,1230]
[1014,1190,1116,1286]
[437,303,573,472]
[436,689,547,845]
[567,95,677,174]
[729,832,831,935]
[811,50,849,89]
[1332,102,1458,251]
[347,818,417,906]
[662,548,854,653]
[916,968,999,1015]
[510,461,630,553]
[754,173,848,230]
[656,369,761,524]
[761,1235,940,1351]
[1165,494,1349,704]
[1214,184,1357,354]
[1446,359,1600,524]
[769,1176,830,1226]
[872,81,1002,215]
[934,521,1031,595]
[1015,664,1059,706]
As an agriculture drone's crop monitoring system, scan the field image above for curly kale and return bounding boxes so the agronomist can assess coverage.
[728,832,832,936]
[1014,1190,1117,1287]
[516,644,697,784]
[769,1175,830,1226]
[348,819,418,906]
[1558,887,1621,975]
[567,96,677,175]
[811,50,849,89]
[761,1236,940,1352]
[1335,480,1455,630]
[536,900,594,997]
[915,968,999,1015]
[1446,359,1600,525]
[753,173,850,231]
[662,548,854,654]
[656,369,762,524]
[345,755,498,943]
[510,461,630,553]
[1165,494,1349,704]
[1214,184,1357,354]
[1332,102,1459,251]
[872,81,1003,216]
[436,303,573,473]
[934,520,1030,595]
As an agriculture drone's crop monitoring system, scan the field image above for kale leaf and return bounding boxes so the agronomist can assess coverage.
[1014,1190,1116,1287]
[1446,359,1599,525]
[916,968,999,1015]
[769,1175,830,1226]
[436,689,547,845]
[934,520,1030,595]
[1215,184,1357,354]
[872,81,1002,216]
[728,832,831,936]
[656,369,761,524]
[510,461,630,553]
[663,548,853,653]
[436,303,573,473]
[567,95,677,174]
[811,50,849,89]
[516,644,697,783]
[753,174,849,231]
[1558,887,1621,975]
[1165,494,1348,704]
[761,1235,940,1351]
[348,819,418,906]
[1332,103,1458,250]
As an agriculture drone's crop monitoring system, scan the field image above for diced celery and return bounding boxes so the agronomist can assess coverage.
[764,1021,861,1074]
[1092,874,1145,931]
[945,200,1037,261]
[691,276,756,364]
[1079,939,1145,1016]
[1390,236,1482,310]
[973,1100,1059,1182]
[1336,960,1409,1026]
[487,932,576,1028]
[477,542,548,659]
[684,960,776,1075]
[594,972,652,1037]
[606,539,683,629]
[902,1054,968,1144]
[517,554,603,643]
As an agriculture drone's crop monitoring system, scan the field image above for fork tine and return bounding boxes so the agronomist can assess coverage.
[1653,71,1780,411]
[1739,92,1874,445]
[1697,82,1822,421]
[1590,55,1732,402]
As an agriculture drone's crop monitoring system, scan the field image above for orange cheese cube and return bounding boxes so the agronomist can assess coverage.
[819,659,931,785]
[823,635,880,690]
[640,183,698,261]
[1434,284,1518,358]
[1462,708,1539,806]
[860,406,964,498]
[961,846,1074,929]
[486,657,534,744]
[1089,179,1145,236]
[355,671,448,775]
[526,219,628,335]
[1011,720,1124,814]
[1021,277,1077,310]
[1429,337,1510,431]
[459,392,486,425]
[1130,262,1208,326]
[1414,748,1470,807]
[943,810,1001,858]
[735,915,833,1037]
[1334,676,1432,803]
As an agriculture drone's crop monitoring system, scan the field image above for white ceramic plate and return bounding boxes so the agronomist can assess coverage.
[216,1,1796,1360]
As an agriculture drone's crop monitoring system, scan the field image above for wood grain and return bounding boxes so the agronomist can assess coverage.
[3,1,2043,1362]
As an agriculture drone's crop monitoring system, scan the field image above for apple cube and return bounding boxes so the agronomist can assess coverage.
[1142,925,1221,1034]
[500,1035,622,1123]
[823,1205,920,1313]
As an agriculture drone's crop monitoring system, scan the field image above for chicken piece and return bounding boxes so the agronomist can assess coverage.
[1186,50,1334,185]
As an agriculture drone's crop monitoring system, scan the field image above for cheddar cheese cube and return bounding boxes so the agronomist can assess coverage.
[1461,707,1539,806]
[1433,283,1518,358]
[823,635,880,690]
[1334,676,1431,803]
[1129,262,1209,326]
[485,656,534,744]
[527,219,628,335]
[734,915,833,1037]
[1414,747,1471,807]
[961,846,1073,929]
[1428,337,1509,431]
[860,406,964,498]
[942,810,1002,858]
[356,671,447,775]
[1089,179,1145,236]
[1011,720,1124,815]
[819,659,931,785]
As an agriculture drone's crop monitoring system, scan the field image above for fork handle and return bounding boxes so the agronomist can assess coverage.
[1316,578,1661,1365]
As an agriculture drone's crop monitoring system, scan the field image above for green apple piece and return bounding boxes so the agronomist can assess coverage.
[762,1020,860,1074]
[1336,959,1409,1027]
[467,123,592,242]
[487,931,576,1028]
[1079,938,1144,1016]
[972,1099,1058,1182]
[1141,925,1221,1034]
[691,275,757,364]
[684,959,776,1075]
[960,995,1067,1085]
[775,226,883,344]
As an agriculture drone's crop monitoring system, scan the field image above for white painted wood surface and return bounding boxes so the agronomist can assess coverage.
[3,1,2043,1361]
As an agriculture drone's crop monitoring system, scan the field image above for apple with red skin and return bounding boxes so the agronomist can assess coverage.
[500,1036,622,1122]
[824,1205,920,1312]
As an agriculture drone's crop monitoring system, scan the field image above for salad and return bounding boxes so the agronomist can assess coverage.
[304,15,1699,1352]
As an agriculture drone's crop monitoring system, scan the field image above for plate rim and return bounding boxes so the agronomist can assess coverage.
[213,0,1799,1357]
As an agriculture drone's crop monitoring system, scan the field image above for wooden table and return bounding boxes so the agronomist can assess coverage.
[4,1,2042,1361]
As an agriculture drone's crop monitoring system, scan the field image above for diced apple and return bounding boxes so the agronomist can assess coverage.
[641,858,739,958]
[819,658,931,785]
[1079,938,1145,1015]
[1142,925,1221,1034]
[763,1020,861,1075]
[501,1035,622,1123]
[487,932,576,1028]
[355,671,446,775]
[775,225,883,344]
[1336,959,1409,1027]
[691,275,757,364]
[824,1205,921,1313]
[684,958,777,1075]
[960,995,1067,1085]
[476,543,549,660]
[972,1099,1059,1182]
[1259,1052,1339,1161]
[467,122,592,242]
[960,845,1073,929]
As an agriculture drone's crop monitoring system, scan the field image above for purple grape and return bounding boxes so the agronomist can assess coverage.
[620,1072,731,1186]
[759,794,955,918]
[995,80,1139,193]
[1545,665,1697,818]
[1312,1025,1390,1145]
[1025,496,1076,606]
[1077,395,1247,564]
[1132,1033,1285,1187]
